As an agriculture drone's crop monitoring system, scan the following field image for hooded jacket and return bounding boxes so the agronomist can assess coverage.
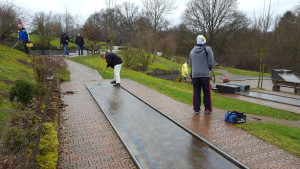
[189,45,214,78]
[60,33,69,45]
[18,28,29,42]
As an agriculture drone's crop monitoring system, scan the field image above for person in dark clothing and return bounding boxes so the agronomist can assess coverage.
[100,52,123,87]
[189,35,214,114]
[75,33,84,55]
[60,31,70,56]
[18,24,30,55]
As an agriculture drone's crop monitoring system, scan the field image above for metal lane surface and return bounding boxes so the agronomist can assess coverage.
[86,82,242,169]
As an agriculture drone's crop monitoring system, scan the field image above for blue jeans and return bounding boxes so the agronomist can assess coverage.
[78,45,83,55]
[63,44,69,56]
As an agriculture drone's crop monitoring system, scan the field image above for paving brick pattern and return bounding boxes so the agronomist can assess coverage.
[121,79,300,169]
[58,60,136,169]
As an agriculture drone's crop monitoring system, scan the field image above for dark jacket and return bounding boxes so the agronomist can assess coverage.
[75,36,84,46]
[189,45,214,78]
[18,28,29,42]
[60,34,69,45]
[105,52,123,68]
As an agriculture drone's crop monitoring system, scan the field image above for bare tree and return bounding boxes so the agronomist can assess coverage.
[106,0,117,51]
[0,1,18,40]
[32,12,62,49]
[271,10,300,73]
[183,0,247,54]
[116,2,140,45]
[82,12,103,42]
[142,0,176,56]
[175,24,195,56]
[250,0,276,88]
[142,0,176,33]
[73,12,83,36]
[63,8,75,37]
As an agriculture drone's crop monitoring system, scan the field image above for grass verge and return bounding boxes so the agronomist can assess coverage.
[35,122,58,169]
[69,54,300,121]
[220,66,271,77]
[237,123,300,157]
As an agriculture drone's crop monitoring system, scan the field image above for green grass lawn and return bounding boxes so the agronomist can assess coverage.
[0,44,35,92]
[0,44,35,121]
[0,44,36,123]
[237,123,300,157]
[69,54,300,121]
[220,66,271,77]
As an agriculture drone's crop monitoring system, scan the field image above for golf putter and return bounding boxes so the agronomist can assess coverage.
[12,42,18,49]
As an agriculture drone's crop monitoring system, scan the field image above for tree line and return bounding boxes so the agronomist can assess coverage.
[0,0,299,73]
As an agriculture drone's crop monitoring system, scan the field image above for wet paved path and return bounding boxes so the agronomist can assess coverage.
[87,83,242,169]
[58,60,300,169]
[58,60,136,169]
[121,79,300,169]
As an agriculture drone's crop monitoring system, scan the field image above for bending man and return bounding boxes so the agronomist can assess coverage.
[100,52,123,87]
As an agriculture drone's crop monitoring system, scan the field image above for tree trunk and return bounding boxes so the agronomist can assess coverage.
[257,53,263,88]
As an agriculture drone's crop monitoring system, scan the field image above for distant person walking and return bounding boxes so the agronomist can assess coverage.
[182,61,189,82]
[189,35,214,114]
[60,30,70,57]
[17,24,30,55]
[100,52,123,87]
[75,33,84,55]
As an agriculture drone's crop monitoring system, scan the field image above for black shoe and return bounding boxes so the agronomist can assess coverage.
[110,81,116,84]
[113,83,121,87]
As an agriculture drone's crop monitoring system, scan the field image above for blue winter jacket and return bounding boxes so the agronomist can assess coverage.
[18,28,29,41]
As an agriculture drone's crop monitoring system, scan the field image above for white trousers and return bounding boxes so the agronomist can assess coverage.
[114,64,122,83]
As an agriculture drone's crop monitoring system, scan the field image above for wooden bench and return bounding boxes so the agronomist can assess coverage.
[87,44,100,55]
[272,80,300,94]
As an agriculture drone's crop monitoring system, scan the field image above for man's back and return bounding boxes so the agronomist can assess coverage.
[189,45,214,78]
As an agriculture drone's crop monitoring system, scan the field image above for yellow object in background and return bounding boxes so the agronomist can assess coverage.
[26,43,33,48]
[182,62,189,78]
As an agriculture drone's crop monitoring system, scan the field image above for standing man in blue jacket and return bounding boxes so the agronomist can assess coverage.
[100,52,123,87]
[18,24,30,55]
[189,35,214,114]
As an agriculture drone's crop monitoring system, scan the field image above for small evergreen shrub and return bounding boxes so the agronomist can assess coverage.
[9,80,36,105]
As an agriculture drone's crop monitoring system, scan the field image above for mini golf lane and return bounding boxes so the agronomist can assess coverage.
[86,82,247,169]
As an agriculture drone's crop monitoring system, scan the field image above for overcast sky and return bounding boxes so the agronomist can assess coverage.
[10,0,300,26]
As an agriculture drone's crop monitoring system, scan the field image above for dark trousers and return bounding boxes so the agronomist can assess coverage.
[78,45,83,55]
[22,41,30,55]
[192,77,212,111]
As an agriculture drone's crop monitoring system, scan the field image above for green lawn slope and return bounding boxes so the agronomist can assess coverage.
[0,44,35,121]
[0,44,34,93]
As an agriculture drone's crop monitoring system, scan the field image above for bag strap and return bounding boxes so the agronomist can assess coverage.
[204,46,215,83]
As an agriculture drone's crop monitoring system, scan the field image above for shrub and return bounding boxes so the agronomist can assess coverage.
[9,80,36,105]
[2,110,40,151]
[121,48,139,68]
[120,48,153,69]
